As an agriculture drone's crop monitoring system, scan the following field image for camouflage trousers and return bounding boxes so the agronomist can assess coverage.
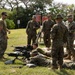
[27,34,36,45]
[51,46,64,68]
[0,39,7,58]
[67,37,75,56]
[43,33,51,48]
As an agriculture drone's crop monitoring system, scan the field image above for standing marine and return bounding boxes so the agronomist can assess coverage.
[42,14,54,50]
[26,15,39,45]
[51,14,68,70]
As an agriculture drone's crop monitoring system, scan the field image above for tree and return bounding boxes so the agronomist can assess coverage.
[19,0,53,14]
[0,0,21,10]
[48,3,75,20]
[0,0,7,9]
[0,0,53,28]
[19,0,30,9]
[6,0,15,11]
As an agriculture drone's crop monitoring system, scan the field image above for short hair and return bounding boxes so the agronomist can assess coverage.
[32,15,36,19]
[1,12,7,16]
[33,43,38,47]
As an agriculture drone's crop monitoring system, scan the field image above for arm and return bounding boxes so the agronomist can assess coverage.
[63,27,68,43]
[0,21,3,32]
[6,28,10,34]
[69,24,75,33]
[26,21,30,34]
[0,21,8,39]
[51,25,57,40]
[37,48,45,55]
[50,21,55,28]
[33,22,40,30]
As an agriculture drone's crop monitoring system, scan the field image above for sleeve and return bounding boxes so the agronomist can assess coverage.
[51,25,57,40]
[37,48,45,54]
[26,21,30,34]
[63,27,68,43]
[35,22,40,30]
[70,24,75,33]
[50,21,55,28]
[0,20,7,36]
[0,21,3,31]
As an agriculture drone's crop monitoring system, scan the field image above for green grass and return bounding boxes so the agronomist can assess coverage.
[0,29,75,75]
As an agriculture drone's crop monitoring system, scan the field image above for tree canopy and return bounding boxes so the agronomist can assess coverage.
[0,0,75,28]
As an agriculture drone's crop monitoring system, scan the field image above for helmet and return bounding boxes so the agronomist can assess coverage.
[67,14,73,19]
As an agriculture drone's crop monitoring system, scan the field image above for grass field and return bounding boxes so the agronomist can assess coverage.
[0,29,75,75]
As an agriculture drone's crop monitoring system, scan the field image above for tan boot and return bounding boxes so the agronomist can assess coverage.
[58,65,62,71]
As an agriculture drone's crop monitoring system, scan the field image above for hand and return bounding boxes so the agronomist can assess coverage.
[5,36,9,39]
[8,30,10,34]
[7,36,9,39]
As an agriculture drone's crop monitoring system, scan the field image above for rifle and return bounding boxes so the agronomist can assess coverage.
[36,26,43,43]
[6,45,33,64]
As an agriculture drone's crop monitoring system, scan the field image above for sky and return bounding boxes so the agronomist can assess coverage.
[53,0,75,4]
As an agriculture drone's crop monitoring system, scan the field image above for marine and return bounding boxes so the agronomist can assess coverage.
[0,12,8,59]
[42,14,54,50]
[51,14,68,70]
[65,14,75,61]
[26,15,39,45]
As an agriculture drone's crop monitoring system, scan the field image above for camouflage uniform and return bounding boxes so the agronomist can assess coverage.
[26,19,39,45]
[34,47,46,55]
[42,19,54,48]
[51,15,68,69]
[29,50,50,66]
[0,19,7,58]
[65,17,75,60]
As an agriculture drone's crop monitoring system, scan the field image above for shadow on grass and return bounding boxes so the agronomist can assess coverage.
[54,69,71,75]
[0,57,11,62]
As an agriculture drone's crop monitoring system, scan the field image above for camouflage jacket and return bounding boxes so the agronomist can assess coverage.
[42,20,54,33]
[26,20,39,35]
[0,19,7,41]
[29,54,50,66]
[51,22,68,46]
[65,21,75,37]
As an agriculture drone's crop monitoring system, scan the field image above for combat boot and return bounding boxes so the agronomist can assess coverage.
[58,65,62,71]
